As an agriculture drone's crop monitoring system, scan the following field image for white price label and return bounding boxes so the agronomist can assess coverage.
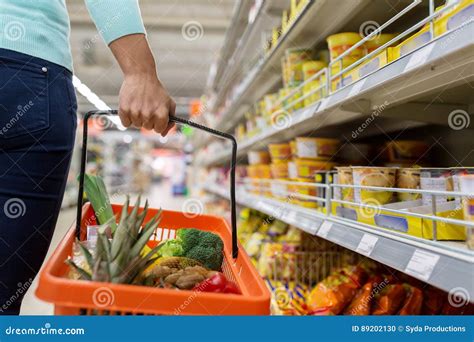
[317,221,333,238]
[348,78,366,98]
[404,43,435,72]
[405,249,440,281]
[356,233,378,256]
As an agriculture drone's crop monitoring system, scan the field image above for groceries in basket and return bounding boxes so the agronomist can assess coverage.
[67,174,240,295]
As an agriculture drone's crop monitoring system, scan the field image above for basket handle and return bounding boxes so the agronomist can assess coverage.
[76,110,238,259]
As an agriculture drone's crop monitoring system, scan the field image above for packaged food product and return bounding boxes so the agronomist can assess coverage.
[391,25,432,60]
[263,93,279,117]
[383,140,429,162]
[352,167,397,204]
[285,47,312,64]
[336,166,354,201]
[295,178,317,197]
[295,158,337,178]
[434,0,474,37]
[295,137,340,159]
[307,266,366,315]
[247,150,271,165]
[271,162,289,179]
[326,32,365,61]
[246,165,259,178]
[422,286,446,315]
[364,33,397,53]
[397,167,421,201]
[398,285,423,315]
[290,140,297,156]
[420,168,453,205]
[330,56,360,91]
[288,160,298,179]
[372,284,406,315]
[344,276,383,315]
[269,143,292,162]
[302,60,326,80]
[459,174,474,249]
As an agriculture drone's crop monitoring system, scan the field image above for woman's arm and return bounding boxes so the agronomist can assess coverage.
[110,34,175,135]
[84,0,174,135]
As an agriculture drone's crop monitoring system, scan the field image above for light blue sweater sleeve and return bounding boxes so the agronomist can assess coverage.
[84,0,146,45]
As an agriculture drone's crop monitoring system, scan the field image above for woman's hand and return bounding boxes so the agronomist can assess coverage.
[118,73,175,135]
[110,34,175,136]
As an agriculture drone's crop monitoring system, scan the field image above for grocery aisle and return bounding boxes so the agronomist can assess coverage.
[3,0,472,332]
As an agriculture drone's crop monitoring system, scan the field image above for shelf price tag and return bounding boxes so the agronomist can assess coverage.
[348,78,366,98]
[405,249,440,281]
[356,233,378,256]
[404,43,435,73]
[317,221,333,238]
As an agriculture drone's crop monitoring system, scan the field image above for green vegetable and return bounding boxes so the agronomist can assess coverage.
[158,228,224,270]
[82,174,117,232]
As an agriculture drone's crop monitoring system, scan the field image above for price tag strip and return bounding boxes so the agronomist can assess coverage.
[405,249,440,281]
[317,220,333,238]
[356,233,378,256]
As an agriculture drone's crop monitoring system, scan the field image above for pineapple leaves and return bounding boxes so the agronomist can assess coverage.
[68,191,163,287]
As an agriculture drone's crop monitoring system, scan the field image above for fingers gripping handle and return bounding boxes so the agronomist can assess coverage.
[76,110,238,259]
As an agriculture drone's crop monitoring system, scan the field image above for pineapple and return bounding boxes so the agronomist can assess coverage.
[66,196,163,285]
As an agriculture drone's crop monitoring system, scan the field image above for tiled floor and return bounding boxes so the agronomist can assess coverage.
[21,180,186,315]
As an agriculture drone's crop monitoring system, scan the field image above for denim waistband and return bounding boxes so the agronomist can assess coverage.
[0,48,72,79]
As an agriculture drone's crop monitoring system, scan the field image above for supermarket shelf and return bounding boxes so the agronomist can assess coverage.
[211,0,290,112]
[204,182,474,298]
[207,0,253,93]
[214,0,373,133]
[198,21,474,167]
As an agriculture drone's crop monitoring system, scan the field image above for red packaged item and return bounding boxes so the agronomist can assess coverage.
[372,284,406,315]
[398,285,423,315]
[307,266,367,315]
[422,286,445,315]
[344,276,384,316]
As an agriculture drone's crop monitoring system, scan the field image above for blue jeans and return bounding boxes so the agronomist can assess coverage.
[0,48,77,314]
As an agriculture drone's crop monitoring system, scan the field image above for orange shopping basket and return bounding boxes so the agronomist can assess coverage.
[36,110,270,315]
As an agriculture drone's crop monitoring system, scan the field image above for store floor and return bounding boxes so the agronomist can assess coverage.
[21,180,185,315]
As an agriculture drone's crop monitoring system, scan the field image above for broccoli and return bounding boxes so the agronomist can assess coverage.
[157,228,224,270]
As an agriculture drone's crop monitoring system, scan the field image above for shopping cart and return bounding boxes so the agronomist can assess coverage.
[36,110,270,315]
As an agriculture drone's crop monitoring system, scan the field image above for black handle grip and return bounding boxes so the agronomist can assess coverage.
[76,110,238,259]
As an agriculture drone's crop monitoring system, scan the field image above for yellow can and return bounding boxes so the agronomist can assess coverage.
[295,158,337,178]
[269,143,292,162]
[271,162,289,179]
[295,137,340,160]
[326,32,365,61]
